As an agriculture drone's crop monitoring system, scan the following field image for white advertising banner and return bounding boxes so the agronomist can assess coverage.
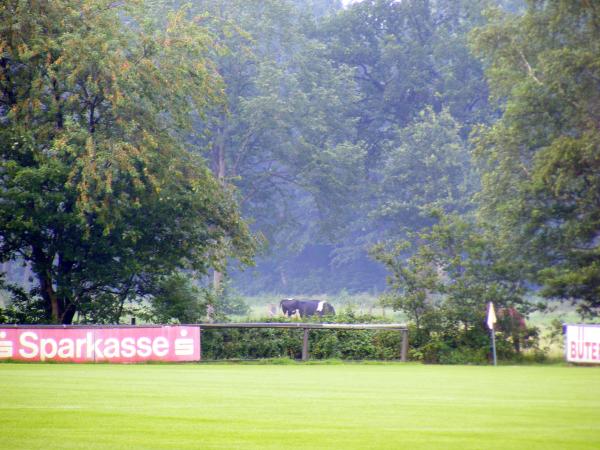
[564,324,600,364]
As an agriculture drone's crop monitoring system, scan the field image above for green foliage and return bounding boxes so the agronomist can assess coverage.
[320,0,493,157]
[0,281,47,324]
[374,108,474,233]
[158,0,375,293]
[471,0,600,316]
[0,0,255,324]
[145,273,206,324]
[265,0,493,292]
[3,0,596,330]
[201,326,303,360]
[206,278,250,319]
[215,0,495,293]
[201,312,402,360]
[373,213,540,363]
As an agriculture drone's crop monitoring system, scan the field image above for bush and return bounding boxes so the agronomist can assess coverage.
[199,307,544,363]
[200,313,404,361]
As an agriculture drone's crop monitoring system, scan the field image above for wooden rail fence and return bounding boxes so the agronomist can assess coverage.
[199,322,409,362]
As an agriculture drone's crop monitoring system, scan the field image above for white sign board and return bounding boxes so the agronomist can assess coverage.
[564,324,600,364]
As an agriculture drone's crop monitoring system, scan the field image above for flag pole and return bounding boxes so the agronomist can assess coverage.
[487,302,497,366]
[490,326,497,366]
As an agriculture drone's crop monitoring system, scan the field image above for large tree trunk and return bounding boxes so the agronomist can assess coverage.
[61,304,77,325]
[38,273,76,324]
[31,246,59,323]
[212,125,226,292]
[36,269,61,324]
[31,246,78,324]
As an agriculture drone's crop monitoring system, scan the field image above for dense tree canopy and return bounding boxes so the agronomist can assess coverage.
[471,0,600,316]
[177,0,369,292]
[0,0,254,323]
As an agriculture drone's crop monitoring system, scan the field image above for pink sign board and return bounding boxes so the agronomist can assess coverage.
[0,326,200,363]
[565,324,600,364]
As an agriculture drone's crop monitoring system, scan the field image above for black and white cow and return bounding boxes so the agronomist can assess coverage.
[280,298,335,318]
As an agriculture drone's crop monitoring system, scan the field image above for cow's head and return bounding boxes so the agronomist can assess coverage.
[280,298,299,317]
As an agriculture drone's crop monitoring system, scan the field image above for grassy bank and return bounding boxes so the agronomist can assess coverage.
[1,363,598,449]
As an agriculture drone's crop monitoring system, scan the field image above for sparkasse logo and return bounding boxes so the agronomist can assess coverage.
[0,326,200,363]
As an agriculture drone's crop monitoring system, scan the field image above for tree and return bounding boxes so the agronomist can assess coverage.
[372,213,533,361]
[174,0,367,292]
[144,273,206,325]
[320,0,493,166]
[0,0,255,324]
[374,107,473,235]
[471,0,600,316]
[309,0,493,287]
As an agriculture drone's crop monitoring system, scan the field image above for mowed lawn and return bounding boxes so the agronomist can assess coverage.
[1,363,599,450]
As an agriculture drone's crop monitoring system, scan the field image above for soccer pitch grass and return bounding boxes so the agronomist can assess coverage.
[1,363,599,449]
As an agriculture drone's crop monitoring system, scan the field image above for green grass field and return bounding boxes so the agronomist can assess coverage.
[1,363,599,449]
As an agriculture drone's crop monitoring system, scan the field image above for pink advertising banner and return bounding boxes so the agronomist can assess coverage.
[0,326,200,363]
[565,324,600,364]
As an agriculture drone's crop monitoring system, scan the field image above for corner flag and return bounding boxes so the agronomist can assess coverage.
[487,302,498,366]
[487,302,497,330]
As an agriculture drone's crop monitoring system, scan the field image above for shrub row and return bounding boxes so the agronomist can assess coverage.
[200,310,543,363]
[200,312,402,361]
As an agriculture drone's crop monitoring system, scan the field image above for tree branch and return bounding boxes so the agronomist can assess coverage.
[518,49,543,86]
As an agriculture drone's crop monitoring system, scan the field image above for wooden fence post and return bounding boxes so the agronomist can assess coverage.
[302,328,310,361]
[401,329,408,362]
